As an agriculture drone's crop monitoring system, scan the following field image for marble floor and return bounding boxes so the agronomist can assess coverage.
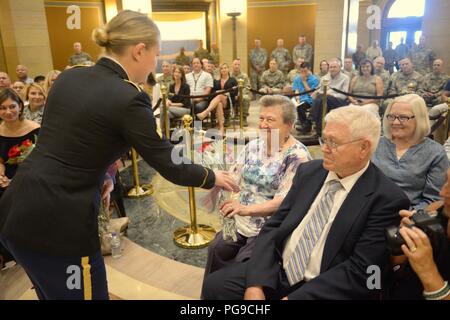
[120,162,209,268]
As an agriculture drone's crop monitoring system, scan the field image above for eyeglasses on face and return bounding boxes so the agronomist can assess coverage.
[385,114,415,123]
[318,137,363,150]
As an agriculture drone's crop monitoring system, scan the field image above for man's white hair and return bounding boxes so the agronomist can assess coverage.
[325,106,381,154]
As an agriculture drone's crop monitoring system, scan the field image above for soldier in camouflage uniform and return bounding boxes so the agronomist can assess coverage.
[193,40,211,61]
[292,35,313,65]
[374,57,390,95]
[210,43,220,67]
[156,61,174,88]
[342,58,358,81]
[419,59,449,107]
[259,59,285,94]
[249,39,268,91]
[175,47,190,66]
[388,58,423,96]
[231,59,252,126]
[381,58,423,116]
[271,39,292,75]
[409,35,436,76]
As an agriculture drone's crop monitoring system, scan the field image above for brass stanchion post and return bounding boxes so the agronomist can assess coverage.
[407,82,416,94]
[173,115,216,249]
[127,148,153,197]
[161,84,170,139]
[238,79,244,131]
[321,78,329,135]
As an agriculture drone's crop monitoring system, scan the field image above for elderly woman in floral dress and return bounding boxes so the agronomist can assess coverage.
[202,95,312,286]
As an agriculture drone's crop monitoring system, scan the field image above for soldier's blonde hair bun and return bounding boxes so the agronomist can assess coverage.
[91,10,160,55]
[92,26,109,47]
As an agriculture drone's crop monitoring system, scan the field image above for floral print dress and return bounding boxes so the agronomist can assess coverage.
[230,138,312,237]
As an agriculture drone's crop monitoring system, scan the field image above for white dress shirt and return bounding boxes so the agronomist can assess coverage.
[282,162,370,282]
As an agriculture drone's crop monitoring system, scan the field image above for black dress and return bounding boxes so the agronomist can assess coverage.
[169,82,191,108]
[213,77,238,107]
[0,128,40,197]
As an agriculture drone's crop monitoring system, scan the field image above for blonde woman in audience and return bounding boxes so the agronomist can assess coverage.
[43,70,61,94]
[372,94,449,210]
[196,63,238,135]
[23,83,46,125]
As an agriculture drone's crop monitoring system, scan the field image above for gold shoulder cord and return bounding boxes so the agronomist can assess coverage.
[123,79,142,92]
[70,64,89,69]
[199,167,210,188]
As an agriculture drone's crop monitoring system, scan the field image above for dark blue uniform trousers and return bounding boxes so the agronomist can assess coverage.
[0,237,108,300]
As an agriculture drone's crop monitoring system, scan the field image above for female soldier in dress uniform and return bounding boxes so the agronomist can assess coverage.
[0,10,237,300]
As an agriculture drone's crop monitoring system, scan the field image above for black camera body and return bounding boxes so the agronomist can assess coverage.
[386,209,446,256]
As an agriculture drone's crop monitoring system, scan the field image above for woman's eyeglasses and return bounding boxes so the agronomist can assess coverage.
[385,114,415,123]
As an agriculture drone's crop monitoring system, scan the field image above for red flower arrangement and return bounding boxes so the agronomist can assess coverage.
[6,138,35,165]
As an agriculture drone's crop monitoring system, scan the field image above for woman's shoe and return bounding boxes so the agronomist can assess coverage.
[196,112,210,121]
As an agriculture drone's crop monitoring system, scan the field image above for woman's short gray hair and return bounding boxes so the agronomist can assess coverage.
[259,95,297,125]
[383,94,430,141]
[325,105,381,153]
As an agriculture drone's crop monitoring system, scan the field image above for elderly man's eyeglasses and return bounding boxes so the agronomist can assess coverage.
[319,137,363,150]
[386,114,415,123]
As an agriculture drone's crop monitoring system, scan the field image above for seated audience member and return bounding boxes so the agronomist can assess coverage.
[348,59,384,116]
[0,89,40,269]
[16,65,33,85]
[418,59,448,108]
[386,168,450,300]
[203,95,311,280]
[12,81,26,99]
[33,75,45,87]
[182,64,191,75]
[352,44,366,70]
[203,106,410,300]
[23,83,46,125]
[69,42,93,67]
[286,58,305,90]
[0,89,39,270]
[291,62,319,134]
[372,94,449,210]
[374,56,390,95]
[0,88,40,195]
[388,58,423,96]
[186,57,213,114]
[310,58,350,136]
[315,60,329,79]
[342,57,358,81]
[43,70,61,95]
[0,72,12,89]
[156,61,173,89]
[167,65,191,119]
[259,59,285,94]
[196,63,237,134]
[230,59,252,127]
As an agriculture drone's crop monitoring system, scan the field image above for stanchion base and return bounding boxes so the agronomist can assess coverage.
[173,224,216,249]
[127,184,154,198]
